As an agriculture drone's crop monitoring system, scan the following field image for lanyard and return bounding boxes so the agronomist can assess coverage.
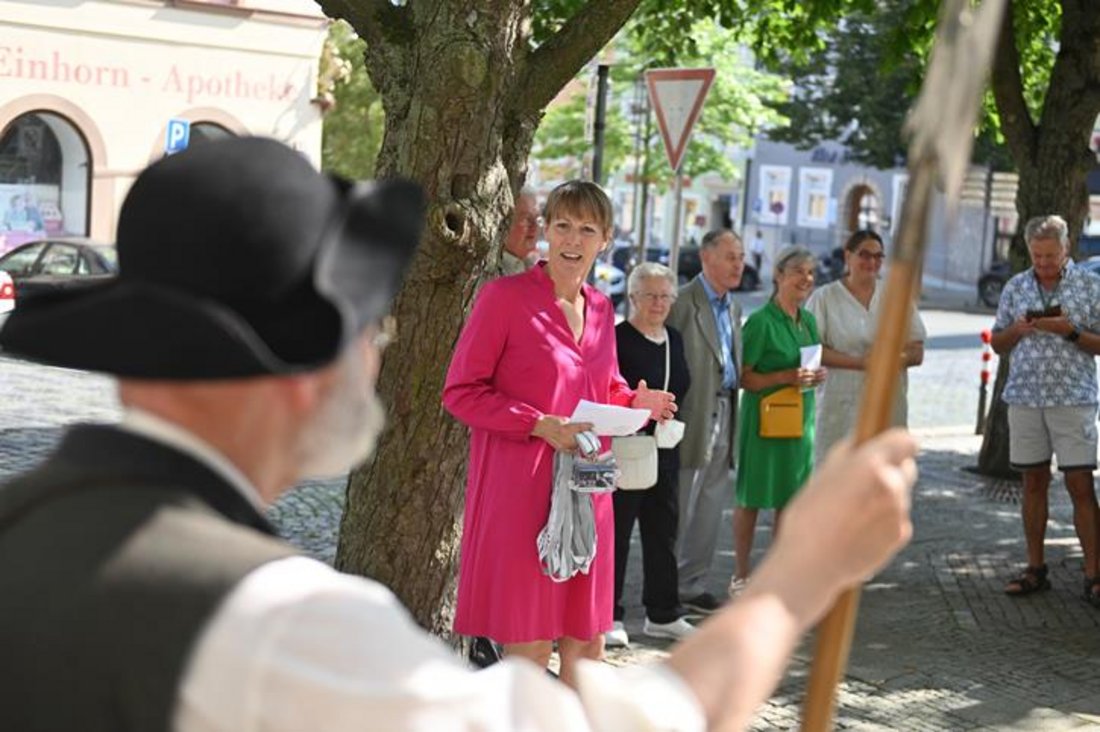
[1033,270,1062,311]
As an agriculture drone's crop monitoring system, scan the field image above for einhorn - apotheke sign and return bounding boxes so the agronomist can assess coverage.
[0,32,310,107]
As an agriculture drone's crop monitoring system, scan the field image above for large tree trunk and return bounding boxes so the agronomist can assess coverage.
[977,0,1100,476]
[315,0,641,636]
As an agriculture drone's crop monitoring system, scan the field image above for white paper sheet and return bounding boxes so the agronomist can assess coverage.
[800,344,823,370]
[569,399,652,436]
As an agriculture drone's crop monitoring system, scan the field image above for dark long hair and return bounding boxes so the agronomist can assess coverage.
[843,229,883,254]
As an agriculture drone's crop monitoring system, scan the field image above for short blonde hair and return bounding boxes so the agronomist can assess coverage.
[544,180,613,234]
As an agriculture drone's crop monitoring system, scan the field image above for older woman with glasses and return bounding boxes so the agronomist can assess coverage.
[731,246,826,595]
[807,230,926,462]
[605,262,694,649]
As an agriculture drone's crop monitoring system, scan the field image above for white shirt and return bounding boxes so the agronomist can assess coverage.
[117,410,706,732]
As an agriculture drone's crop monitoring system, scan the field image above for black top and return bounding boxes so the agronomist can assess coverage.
[616,321,692,452]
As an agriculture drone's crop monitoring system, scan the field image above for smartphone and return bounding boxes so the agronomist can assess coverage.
[1026,305,1062,320]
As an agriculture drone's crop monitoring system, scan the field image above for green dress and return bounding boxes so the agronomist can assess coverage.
[735,300,820,509]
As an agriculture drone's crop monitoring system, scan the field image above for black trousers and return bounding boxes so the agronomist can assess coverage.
[612,453,683,624]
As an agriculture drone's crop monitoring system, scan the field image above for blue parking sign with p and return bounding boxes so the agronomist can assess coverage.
[165,119,191,155]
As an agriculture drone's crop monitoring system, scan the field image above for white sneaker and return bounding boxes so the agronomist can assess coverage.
[727,576,749,598]
[643,617,696,641]
[604,621,630,648]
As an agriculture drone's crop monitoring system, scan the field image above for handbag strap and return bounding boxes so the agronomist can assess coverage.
[663,329,670,392]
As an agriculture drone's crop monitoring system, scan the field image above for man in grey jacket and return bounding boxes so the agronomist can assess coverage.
[667,229,745,614]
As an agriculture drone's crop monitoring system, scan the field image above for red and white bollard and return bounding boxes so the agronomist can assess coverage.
[976,329,993,434]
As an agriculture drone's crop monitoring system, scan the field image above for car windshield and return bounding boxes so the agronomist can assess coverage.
[94,245,118,272]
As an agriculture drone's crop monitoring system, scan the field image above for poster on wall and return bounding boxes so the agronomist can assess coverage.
[0,184,64,255]
[758,165,791,226]
[796,168,832,229]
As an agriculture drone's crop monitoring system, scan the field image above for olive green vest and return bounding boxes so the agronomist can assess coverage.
[0,426,295,732]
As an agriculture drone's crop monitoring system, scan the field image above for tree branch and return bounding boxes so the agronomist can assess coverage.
[989,2,1037,166]
[314,0,398,52]
[518,0,643,115]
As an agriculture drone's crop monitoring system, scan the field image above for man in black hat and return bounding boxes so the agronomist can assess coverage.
[0,136,919,732]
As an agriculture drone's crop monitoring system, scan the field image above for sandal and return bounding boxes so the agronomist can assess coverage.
[1004,564,1050,596]
[1084,576,1100,609]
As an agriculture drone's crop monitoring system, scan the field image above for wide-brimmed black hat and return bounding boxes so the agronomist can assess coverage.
[0,137,423,378]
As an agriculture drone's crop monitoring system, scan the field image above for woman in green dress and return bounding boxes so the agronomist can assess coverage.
[730,246,827,595]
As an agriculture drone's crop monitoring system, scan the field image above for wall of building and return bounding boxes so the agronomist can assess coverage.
[746,137,1001,293]
[0,0,327,250]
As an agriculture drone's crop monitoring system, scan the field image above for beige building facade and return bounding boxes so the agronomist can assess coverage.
[0,0,328,251]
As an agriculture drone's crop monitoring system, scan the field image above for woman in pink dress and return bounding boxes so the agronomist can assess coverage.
[443,181,675,685]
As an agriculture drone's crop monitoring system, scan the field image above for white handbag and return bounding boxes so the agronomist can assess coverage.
[611,434,658,490]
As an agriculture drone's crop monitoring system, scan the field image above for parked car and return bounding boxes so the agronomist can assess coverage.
[814,247,847,286]
[0,271,14,329]
[609,243,760,291]
[1079,234,1100,257]
[1081,256,1100,277]
[977,260,1011,308]
[593,261,626,306]
[0,238,117,300]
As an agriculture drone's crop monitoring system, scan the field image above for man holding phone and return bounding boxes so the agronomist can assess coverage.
[991,215,1100,608]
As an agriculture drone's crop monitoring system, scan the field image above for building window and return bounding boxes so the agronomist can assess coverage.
[0,112,90,252]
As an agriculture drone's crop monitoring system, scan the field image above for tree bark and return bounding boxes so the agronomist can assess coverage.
[977,0,1100,476]
[317,0,640,636]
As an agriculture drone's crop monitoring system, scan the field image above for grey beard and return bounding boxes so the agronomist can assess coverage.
[297,352,387,479]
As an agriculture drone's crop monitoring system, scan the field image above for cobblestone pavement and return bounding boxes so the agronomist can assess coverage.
[4,307,1100,730]
[605,431,1100,731]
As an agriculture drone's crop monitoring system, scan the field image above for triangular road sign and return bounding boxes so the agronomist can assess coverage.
[645,68,716,173]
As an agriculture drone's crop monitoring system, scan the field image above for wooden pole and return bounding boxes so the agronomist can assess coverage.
[801,160,934,731]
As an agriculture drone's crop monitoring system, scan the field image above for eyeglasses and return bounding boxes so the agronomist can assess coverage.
[856,250,886,262]
[370,315,397,352]
[634,292,676,303]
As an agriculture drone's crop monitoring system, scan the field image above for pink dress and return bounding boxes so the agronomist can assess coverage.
[443,263,634,643]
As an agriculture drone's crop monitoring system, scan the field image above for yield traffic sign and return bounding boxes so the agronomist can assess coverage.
[644,68,716,172]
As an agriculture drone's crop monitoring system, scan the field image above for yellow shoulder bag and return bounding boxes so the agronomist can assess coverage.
[759,386,803,439]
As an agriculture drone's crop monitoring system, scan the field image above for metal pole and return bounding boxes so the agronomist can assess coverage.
[637,101,652,270]
[976,329,992,434]
[740,157,754,231]
[630,77,644,250]
[977,165,993,306]
[670,170,684,279]
[592,64,609,186]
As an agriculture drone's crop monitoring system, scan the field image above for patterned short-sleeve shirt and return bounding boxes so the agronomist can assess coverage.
[993,262,1100,407]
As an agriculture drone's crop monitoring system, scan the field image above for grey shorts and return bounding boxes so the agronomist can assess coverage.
[1008,404,1099,472]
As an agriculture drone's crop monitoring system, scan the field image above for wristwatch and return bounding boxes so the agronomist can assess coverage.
[1066,326,1081,342]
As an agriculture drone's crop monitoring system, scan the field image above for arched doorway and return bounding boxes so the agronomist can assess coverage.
[844,183,880,235]
[0,111,91,252]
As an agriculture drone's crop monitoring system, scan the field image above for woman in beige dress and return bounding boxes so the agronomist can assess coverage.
[806,230,926,463]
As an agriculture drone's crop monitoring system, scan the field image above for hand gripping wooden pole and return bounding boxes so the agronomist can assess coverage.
[800,1,1007,727]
